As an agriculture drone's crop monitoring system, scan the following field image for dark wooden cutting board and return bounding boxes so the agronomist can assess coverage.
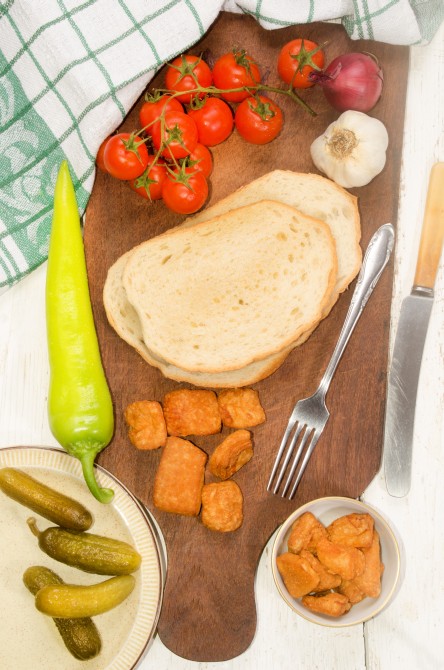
[84,12,409,662]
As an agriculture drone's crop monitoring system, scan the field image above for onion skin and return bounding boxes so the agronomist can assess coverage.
[311,52,383,113]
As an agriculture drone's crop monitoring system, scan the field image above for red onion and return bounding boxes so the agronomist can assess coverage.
[310,52,383,113]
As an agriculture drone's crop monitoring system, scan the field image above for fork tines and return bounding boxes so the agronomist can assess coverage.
[267,418,321,499]
[266,225,395,499]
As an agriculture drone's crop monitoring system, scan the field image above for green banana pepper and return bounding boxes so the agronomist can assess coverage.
[46,161,114,503]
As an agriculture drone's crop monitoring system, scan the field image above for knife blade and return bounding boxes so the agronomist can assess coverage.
[384,162,444,497]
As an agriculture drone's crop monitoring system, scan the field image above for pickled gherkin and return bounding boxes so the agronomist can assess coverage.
[23,566,102,660]
[0,467,93,530]
[27,517,141,575]
[35,575,136,618]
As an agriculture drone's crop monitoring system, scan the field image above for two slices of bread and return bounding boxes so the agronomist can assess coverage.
[183,170,361,298]
[103,170,361,386]
[104,250,293,387]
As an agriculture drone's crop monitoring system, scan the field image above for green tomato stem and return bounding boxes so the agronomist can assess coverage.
[154,82,317,117]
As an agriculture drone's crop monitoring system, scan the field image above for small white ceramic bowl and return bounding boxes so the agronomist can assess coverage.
[271,496,401,627]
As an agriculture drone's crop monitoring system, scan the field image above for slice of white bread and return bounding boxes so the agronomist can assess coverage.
[104,171,361,386]
[184,169,361,300]
[181,170,360,353]
[103,251,290,387]
[122,200,338,373]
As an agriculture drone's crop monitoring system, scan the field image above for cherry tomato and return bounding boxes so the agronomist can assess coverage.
[165,54,212,103]
[150,110,198,159]
[212,50,261,103]
[186,143,213,177]
[129,157,167,200]
[139,94,183,133]
[234,95,283,145]
[277,39,325,89]
[103,133,149,180]
[162,168,208,215]
[187,97,233,146]
[96,137,110,172]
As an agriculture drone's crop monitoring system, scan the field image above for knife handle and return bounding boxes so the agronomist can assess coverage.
[414,162,444,289]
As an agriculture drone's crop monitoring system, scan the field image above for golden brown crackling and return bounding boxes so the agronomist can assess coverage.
[153,437,207,516]
[299,550,342,592]
[315,537,365,581]
[201,481,243,532]
[209,430,253,480]
[163,389,221,436]
[339,530,384,599]
[287,511,328,554]
[276,552,320,598]
[327,512,374,548]
[217,388,266,429]
[337,578,366,604]
[302,592,352,617]
[124,400,167,450]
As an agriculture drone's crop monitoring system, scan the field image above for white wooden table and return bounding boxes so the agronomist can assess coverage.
[1,21,443,670]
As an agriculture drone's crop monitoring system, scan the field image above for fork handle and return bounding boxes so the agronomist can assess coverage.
[318,223,395,396]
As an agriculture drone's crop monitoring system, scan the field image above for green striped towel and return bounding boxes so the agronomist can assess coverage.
[1,0,442,290]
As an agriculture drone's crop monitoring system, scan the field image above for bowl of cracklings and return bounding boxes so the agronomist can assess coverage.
[271,497,402,627]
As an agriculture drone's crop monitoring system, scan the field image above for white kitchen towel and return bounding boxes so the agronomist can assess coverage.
[0,0,442,289]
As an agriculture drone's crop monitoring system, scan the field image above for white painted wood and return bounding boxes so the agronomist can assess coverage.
[362,19,444,670]
[0,20,443,670]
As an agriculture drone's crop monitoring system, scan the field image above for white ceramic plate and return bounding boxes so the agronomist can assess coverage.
[271,496,402,627]
[0,446,163,669]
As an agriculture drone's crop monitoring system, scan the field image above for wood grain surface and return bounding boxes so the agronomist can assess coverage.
[83,13,409,662]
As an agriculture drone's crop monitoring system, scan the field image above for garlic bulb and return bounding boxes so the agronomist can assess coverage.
[310,110,389,188]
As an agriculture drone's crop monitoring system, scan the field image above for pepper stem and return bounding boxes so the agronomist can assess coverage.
[79,449,114,504]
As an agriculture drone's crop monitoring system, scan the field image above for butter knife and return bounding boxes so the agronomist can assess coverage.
[384,162,444,497]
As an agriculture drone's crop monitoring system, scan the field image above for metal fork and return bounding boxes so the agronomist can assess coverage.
[267,223,395,499]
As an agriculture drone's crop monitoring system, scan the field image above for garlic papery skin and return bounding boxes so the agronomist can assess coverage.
[310,110,389,188]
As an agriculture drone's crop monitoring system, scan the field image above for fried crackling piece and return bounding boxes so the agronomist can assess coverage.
[299,550,342,592]
[302,592,352,617]
[337,578,366,604]
[287,512,328,554]
[316,537,365,581]
[276,552,320,598]
[153,437,207,516]
[163,389,221,437]
[124,400,167,450]
[201,481,243,532]
[208,430,253,480]
[327,513,374,549]
[347,529,384,598]
[217,388,266,429]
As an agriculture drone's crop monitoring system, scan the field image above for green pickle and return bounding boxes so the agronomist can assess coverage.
[35,575,136,618]
[23,566,102,660]
[0,467,93,531]
[27,517,142,575]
